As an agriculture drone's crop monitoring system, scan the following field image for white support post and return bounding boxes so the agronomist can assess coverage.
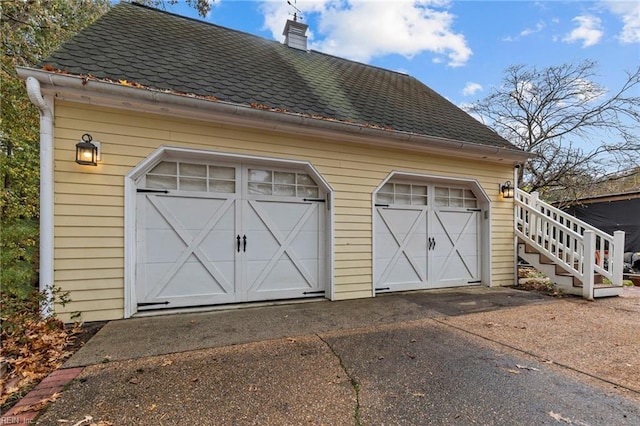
[529,192,539,244]
[583,230,595,300]
[612,231,625,287]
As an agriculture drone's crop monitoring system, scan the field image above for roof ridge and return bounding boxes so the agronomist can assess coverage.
[307,49,414,79]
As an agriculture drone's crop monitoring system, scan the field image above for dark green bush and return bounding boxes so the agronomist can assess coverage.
[1,218,39,300]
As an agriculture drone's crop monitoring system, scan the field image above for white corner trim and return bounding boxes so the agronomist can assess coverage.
[25,77,55,316]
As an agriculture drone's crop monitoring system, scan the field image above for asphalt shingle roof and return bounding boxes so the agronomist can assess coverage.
[41,2,518,150]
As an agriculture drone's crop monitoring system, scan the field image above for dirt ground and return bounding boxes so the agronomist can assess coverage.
[442,286,640,403]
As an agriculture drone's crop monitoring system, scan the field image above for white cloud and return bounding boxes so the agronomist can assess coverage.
[563,15,604,47]
[603,0,640,43]
[260,0,472,67]
[520,21,545,37]
[462,82,482,96]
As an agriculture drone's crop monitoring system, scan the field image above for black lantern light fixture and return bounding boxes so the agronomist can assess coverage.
[75,133,99,166]
[500,181,514,198]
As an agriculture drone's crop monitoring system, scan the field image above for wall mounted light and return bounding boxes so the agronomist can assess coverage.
[75,133,100,166]
[500,181,514,198]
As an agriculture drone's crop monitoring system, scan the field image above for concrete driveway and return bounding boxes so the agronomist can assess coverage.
[34,287,640,425]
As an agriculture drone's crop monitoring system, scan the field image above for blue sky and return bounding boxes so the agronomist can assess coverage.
[158,0,639,109]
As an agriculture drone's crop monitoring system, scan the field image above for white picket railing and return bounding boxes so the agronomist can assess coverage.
[515,188,624,299]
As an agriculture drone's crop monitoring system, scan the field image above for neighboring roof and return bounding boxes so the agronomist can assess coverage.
[39,2,520,151]
[559,190,640,206]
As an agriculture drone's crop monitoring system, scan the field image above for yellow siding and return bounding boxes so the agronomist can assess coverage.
[53,101,516,322]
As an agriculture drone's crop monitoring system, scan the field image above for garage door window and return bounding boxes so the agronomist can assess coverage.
[435,187,477,208]
[145,161,236,193]
[377,183,428,205]
[248,168,318,198]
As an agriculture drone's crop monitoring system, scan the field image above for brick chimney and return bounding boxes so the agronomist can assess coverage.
[283,19,308,51]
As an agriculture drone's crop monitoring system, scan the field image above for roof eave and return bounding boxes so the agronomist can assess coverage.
[17,67,531,164]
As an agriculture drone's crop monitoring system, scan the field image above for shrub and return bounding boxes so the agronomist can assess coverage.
[1,218,39,299]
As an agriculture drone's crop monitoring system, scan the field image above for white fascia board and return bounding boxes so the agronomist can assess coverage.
[16,68,531,165]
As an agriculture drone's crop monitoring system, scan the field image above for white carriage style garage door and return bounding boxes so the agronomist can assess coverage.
[374,180,481,293]
[135,159,327,310]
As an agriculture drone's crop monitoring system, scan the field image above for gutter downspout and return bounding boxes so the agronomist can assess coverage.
[26,76,54,316]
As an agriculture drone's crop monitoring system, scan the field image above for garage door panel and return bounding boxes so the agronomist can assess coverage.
[136,192,238,307]
[249,257,311,290]
[431,210,480,287]
[374,207,428,291]
[385,256,424,284]
[143,230,186,263]
[375,182,481,293]
[136,161,326,310]
[290,231,320,259]
[244,200,322,299]
[200,233,235,262]
[155,258,231,297]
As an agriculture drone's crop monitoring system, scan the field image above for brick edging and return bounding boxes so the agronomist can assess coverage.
[1,367,84,425]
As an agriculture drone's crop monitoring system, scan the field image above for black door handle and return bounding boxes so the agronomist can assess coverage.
[428,237,436,250]
[237,235,241,253]
[243,235,247,252]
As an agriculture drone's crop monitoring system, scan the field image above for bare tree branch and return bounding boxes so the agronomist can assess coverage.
[466,60,640,198]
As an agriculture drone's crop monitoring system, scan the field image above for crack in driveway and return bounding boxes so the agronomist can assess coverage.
[317,334,362,426]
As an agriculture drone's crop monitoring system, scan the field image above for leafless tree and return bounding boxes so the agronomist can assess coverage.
[466,60,640,198]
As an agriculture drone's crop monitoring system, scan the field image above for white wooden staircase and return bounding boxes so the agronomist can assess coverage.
[515,189,625,299]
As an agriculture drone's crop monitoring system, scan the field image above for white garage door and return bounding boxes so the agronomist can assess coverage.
[374,182,481,293]
[136,161,326,310]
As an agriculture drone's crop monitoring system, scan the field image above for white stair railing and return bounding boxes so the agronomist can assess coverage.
[515,188,624,299]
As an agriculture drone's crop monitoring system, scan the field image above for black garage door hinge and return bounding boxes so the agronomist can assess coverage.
[467,280,482,284]
[303,198,325,202]
[303,290,326,295]
[375,287,391,291]
[138,301,170,307]
[137,189,169,194]
[375,204,389,207]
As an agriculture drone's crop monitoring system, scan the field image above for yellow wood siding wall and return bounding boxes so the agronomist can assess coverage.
[53,101,515,322]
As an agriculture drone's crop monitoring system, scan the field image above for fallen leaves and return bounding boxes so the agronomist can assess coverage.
[37,67,397,132]
[11,392,60,414]
[0,310,80,407]
[118,79,143,88]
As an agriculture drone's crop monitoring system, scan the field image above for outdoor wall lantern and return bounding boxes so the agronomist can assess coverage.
[75,133,100,166]
[500,181,514,198]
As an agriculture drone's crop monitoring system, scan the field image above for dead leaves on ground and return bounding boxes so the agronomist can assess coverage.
[0,315,80,406]
[10,392,60,414]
